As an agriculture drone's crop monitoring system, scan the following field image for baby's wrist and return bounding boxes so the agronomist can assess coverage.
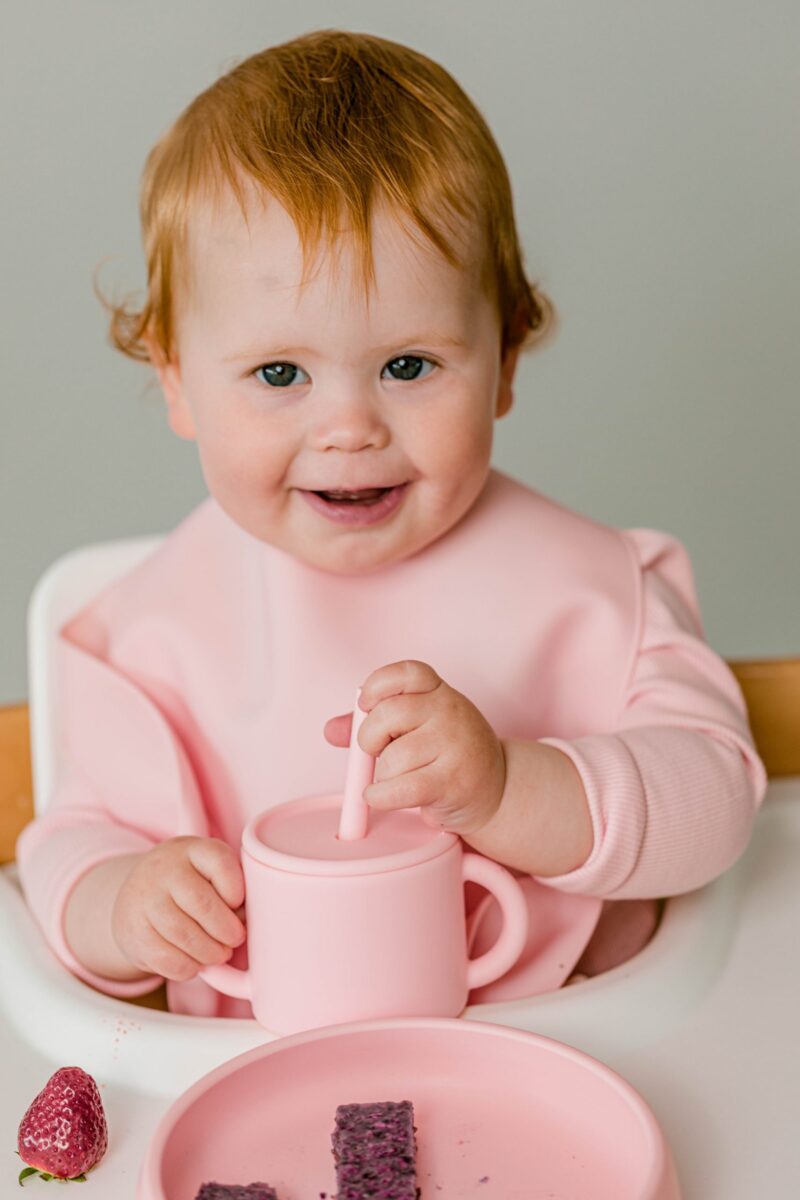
[65,854,152,982]
[461,738,593,876]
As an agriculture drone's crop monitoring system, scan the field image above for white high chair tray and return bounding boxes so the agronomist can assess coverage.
[1,778,798,1198]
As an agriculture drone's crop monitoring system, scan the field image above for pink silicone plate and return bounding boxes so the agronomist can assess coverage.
[138,1018,681,1200]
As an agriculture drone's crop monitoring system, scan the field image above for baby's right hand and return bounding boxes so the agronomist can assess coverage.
[111,837,246,982]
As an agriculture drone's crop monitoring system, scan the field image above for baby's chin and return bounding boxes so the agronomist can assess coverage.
[287,511,465,576]
[287,532,434,577]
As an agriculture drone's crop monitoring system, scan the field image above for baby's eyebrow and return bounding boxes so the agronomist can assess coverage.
[386,334,467,351]
[224,344,317,362]
[224,334,466,362]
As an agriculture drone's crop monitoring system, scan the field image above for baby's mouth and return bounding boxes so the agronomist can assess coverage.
[299,483,410,526]
[313,487,393,506]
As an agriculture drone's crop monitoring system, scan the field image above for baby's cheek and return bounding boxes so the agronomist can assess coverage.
[425,423,493,518]
[192,438,267,530]
[438,396,494,468]
[205,423,279,489]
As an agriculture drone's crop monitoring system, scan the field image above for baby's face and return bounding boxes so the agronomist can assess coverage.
[156,187,518,574]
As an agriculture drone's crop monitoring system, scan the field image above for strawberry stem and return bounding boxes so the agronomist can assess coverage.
[18,1167,86,1185]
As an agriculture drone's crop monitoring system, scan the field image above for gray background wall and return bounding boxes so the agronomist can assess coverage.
[1,0,798,704]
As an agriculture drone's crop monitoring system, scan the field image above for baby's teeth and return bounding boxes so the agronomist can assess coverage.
[324,489,385,500]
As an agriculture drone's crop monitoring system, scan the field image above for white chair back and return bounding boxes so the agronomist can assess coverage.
[27,537,162,813]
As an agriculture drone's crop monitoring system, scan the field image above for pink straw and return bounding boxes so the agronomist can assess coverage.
[338,687,375,840]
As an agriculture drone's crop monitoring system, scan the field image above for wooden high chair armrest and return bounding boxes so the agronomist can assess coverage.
[728,658,800,780]
[0,704,34,866]
[0,659,798,863]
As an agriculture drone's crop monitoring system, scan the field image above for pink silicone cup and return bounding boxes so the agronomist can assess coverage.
[199,799,530,1028]
[137,1018,681,1200]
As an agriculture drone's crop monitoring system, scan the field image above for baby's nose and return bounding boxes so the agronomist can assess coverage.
[308,387,390,453]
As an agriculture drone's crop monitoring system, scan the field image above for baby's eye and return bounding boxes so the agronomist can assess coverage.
[254,362,310,388]
[381,355,437,382]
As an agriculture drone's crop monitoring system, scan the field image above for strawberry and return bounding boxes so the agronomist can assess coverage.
[17,1067,108,1184]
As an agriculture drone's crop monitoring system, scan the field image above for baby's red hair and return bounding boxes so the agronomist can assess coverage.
[101,29,553,365]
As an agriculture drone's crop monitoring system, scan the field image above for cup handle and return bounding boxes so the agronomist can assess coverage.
[197,963,253,1001]
[462,853,529,990]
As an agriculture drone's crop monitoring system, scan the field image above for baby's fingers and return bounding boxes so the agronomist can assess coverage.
[149,896,236,971]
[171,870,246,948]
[323,712,352,747]
[187,838,246,911]
[365,761,440,813]
[129,923,208,983]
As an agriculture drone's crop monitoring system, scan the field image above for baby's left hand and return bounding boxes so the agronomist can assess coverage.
[323,661,506,835]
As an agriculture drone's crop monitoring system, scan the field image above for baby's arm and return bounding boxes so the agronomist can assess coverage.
[458,739,594,875]
[64,838,246,983]
[523,529,768,899]
[328,530,766,898]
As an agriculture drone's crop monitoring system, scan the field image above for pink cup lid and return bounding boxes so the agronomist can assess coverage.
[243,793,456,876]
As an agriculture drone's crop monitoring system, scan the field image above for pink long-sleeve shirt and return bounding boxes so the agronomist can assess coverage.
[16,470,766,1015]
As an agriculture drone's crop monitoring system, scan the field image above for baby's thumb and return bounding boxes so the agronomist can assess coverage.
[323,712,353,747]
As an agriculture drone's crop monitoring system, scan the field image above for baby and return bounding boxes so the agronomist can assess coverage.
[17,30,766,1015]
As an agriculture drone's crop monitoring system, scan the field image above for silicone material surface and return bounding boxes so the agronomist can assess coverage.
[137,1018,681,1200]
[199,795,529,1032]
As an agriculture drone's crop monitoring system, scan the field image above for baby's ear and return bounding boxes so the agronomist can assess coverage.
[495,343,520,418]
[142,334,196,441]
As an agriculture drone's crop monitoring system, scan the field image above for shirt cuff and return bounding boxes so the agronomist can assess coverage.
[534,734,646,895]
